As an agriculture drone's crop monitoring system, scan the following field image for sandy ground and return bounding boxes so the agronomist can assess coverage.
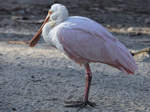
[0,27,150,112]
[0,1,150,112]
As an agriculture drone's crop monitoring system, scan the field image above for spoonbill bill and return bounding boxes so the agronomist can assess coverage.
[29,4,137,107]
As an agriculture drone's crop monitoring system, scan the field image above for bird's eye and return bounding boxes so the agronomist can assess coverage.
[51,15,58,20]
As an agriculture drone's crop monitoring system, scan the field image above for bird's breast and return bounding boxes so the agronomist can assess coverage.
[42,25,64,52]
[51,30,64,51]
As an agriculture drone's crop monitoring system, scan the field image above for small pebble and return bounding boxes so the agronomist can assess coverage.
[57,73,61,76]
[12,107,17,111]
[31,75,35,78]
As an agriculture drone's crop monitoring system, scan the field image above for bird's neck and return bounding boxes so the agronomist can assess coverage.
[42,22,54,38]
[42,18,66,38]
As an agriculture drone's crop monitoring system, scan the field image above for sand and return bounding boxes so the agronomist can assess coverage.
[0,1,150,112]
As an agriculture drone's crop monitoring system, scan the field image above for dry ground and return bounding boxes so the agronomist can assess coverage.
[0,1,150,112]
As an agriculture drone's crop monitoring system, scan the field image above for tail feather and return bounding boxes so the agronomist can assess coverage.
[116,42,138,74]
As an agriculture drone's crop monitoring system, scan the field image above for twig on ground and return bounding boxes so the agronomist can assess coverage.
[15,19,43,24]
[12,16,43,24]
[130,47,150,56]
[8,41,29,45]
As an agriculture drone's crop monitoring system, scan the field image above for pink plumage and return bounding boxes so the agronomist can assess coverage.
[55,16,137,74]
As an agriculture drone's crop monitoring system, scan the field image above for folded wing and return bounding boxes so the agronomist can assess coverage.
[57,17,137,74]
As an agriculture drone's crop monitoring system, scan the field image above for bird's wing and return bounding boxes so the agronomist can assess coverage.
[63,16,117,42]
[57,18,137,74]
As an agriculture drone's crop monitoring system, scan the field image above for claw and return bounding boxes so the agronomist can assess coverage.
[86,101,96,107]
[64,100,96,108]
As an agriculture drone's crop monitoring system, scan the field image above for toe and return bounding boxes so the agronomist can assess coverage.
[64,100,83,104]
[64,100,96,108]
[64,101,85,107]
[87,101,96,107]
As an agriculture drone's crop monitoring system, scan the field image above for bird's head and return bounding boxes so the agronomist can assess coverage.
[48,4,69,25]
[29,4,69,47]
[45,4,69,26]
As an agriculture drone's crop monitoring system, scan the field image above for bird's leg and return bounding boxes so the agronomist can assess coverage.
[64,63,96,108]
[83,63,96,106]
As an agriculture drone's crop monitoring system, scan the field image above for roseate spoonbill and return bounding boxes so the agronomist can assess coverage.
[29,4,137,107]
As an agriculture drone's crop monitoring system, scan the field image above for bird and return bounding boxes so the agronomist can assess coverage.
[29,3,137,107]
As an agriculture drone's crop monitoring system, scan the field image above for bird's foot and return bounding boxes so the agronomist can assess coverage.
[64,100,96,108]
